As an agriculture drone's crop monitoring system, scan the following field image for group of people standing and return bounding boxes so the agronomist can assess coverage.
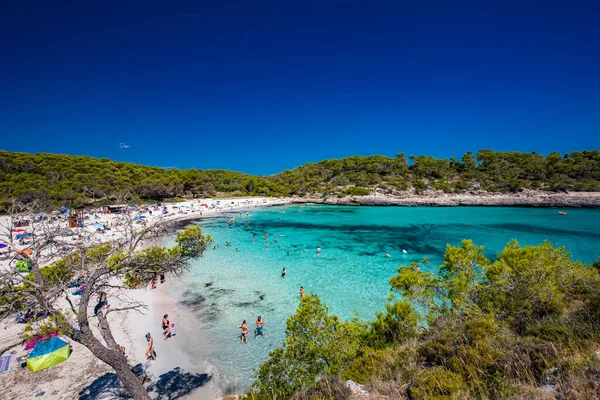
[238,316,265,344]
[144,313,174,361]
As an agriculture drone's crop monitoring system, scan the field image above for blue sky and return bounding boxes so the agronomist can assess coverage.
[1,1,598,175]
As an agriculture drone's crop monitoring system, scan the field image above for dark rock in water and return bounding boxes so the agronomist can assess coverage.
[234,301,258,308]
[204,282,214,288]
[180,294,206,308]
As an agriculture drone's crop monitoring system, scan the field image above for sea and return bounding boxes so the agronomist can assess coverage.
[167,204,600,393]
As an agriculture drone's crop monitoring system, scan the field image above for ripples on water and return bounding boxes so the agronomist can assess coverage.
[169,205,600,392]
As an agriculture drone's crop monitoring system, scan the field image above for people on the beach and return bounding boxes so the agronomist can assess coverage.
[162,314,172,340]
[145,333,156,360]
[239,320,249,344]
[119,344,127,359]
[299,286,305,297]
[151,278,157,289]
[93,292,109,316]
[160,274,165,284]
[282,268,286,277]
[255,316,265,336]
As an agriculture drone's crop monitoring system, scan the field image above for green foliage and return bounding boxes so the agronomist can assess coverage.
[175,225,213,257]
[291,376,351,400]
[340,187,370,196]
[2,149,599,208]
[342,344,418,384]
[122,246,181,288]
[409,367,468,400]
[368,300,419,347]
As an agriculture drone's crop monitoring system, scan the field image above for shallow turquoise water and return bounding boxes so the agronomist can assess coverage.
[170,205,600,392]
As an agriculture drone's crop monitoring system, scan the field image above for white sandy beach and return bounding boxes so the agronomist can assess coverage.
[0,197,292,400]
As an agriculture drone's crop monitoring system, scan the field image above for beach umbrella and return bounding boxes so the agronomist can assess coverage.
[16,249,33,256]
[0,244,7,249]
[12,229,25,233]
[26,337,70,372]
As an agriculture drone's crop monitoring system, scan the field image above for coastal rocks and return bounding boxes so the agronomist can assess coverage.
[292,191,600,208]
[346,380,368,394]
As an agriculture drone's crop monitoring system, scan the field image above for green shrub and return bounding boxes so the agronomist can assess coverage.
[340,187,370,196]
[409,367,468,400]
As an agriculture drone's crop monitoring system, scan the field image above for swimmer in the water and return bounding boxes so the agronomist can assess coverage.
[317,246,321,254]
[299,286,305,297]
[265,242,269,248]
[282,268,286,277]
[385,253,391,258]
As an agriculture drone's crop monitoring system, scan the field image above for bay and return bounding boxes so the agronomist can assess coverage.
[169,205,600,392]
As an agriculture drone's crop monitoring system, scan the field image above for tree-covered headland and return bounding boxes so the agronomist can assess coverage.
[1,150,599,208]
[246,240,600,399]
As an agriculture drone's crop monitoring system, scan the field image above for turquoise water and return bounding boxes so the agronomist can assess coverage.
[170,205,600,393]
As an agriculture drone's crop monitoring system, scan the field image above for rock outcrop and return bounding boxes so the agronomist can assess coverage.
[291,191,600,208]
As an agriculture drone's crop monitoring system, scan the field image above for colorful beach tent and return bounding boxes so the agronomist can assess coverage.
[24,332,59,351]
[26,337,70,372]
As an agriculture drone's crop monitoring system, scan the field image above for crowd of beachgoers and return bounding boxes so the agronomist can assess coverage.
[0,197,292,400]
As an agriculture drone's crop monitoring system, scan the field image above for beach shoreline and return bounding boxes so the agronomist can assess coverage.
[289,190,600,208]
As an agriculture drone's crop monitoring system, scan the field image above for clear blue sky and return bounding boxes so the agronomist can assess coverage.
[1,1,598,175]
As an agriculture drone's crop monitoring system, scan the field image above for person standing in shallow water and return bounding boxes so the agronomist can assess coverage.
[239,320,249,343]
[317,246,321,254]
[299,286,304,297]
[255,316,265,336]
[282,268,286,277]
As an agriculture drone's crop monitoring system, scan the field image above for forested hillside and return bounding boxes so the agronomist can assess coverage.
[1,150,599,207]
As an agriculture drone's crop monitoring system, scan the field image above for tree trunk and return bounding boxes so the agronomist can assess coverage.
[75,271,151,400]
[82,338,151,400]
